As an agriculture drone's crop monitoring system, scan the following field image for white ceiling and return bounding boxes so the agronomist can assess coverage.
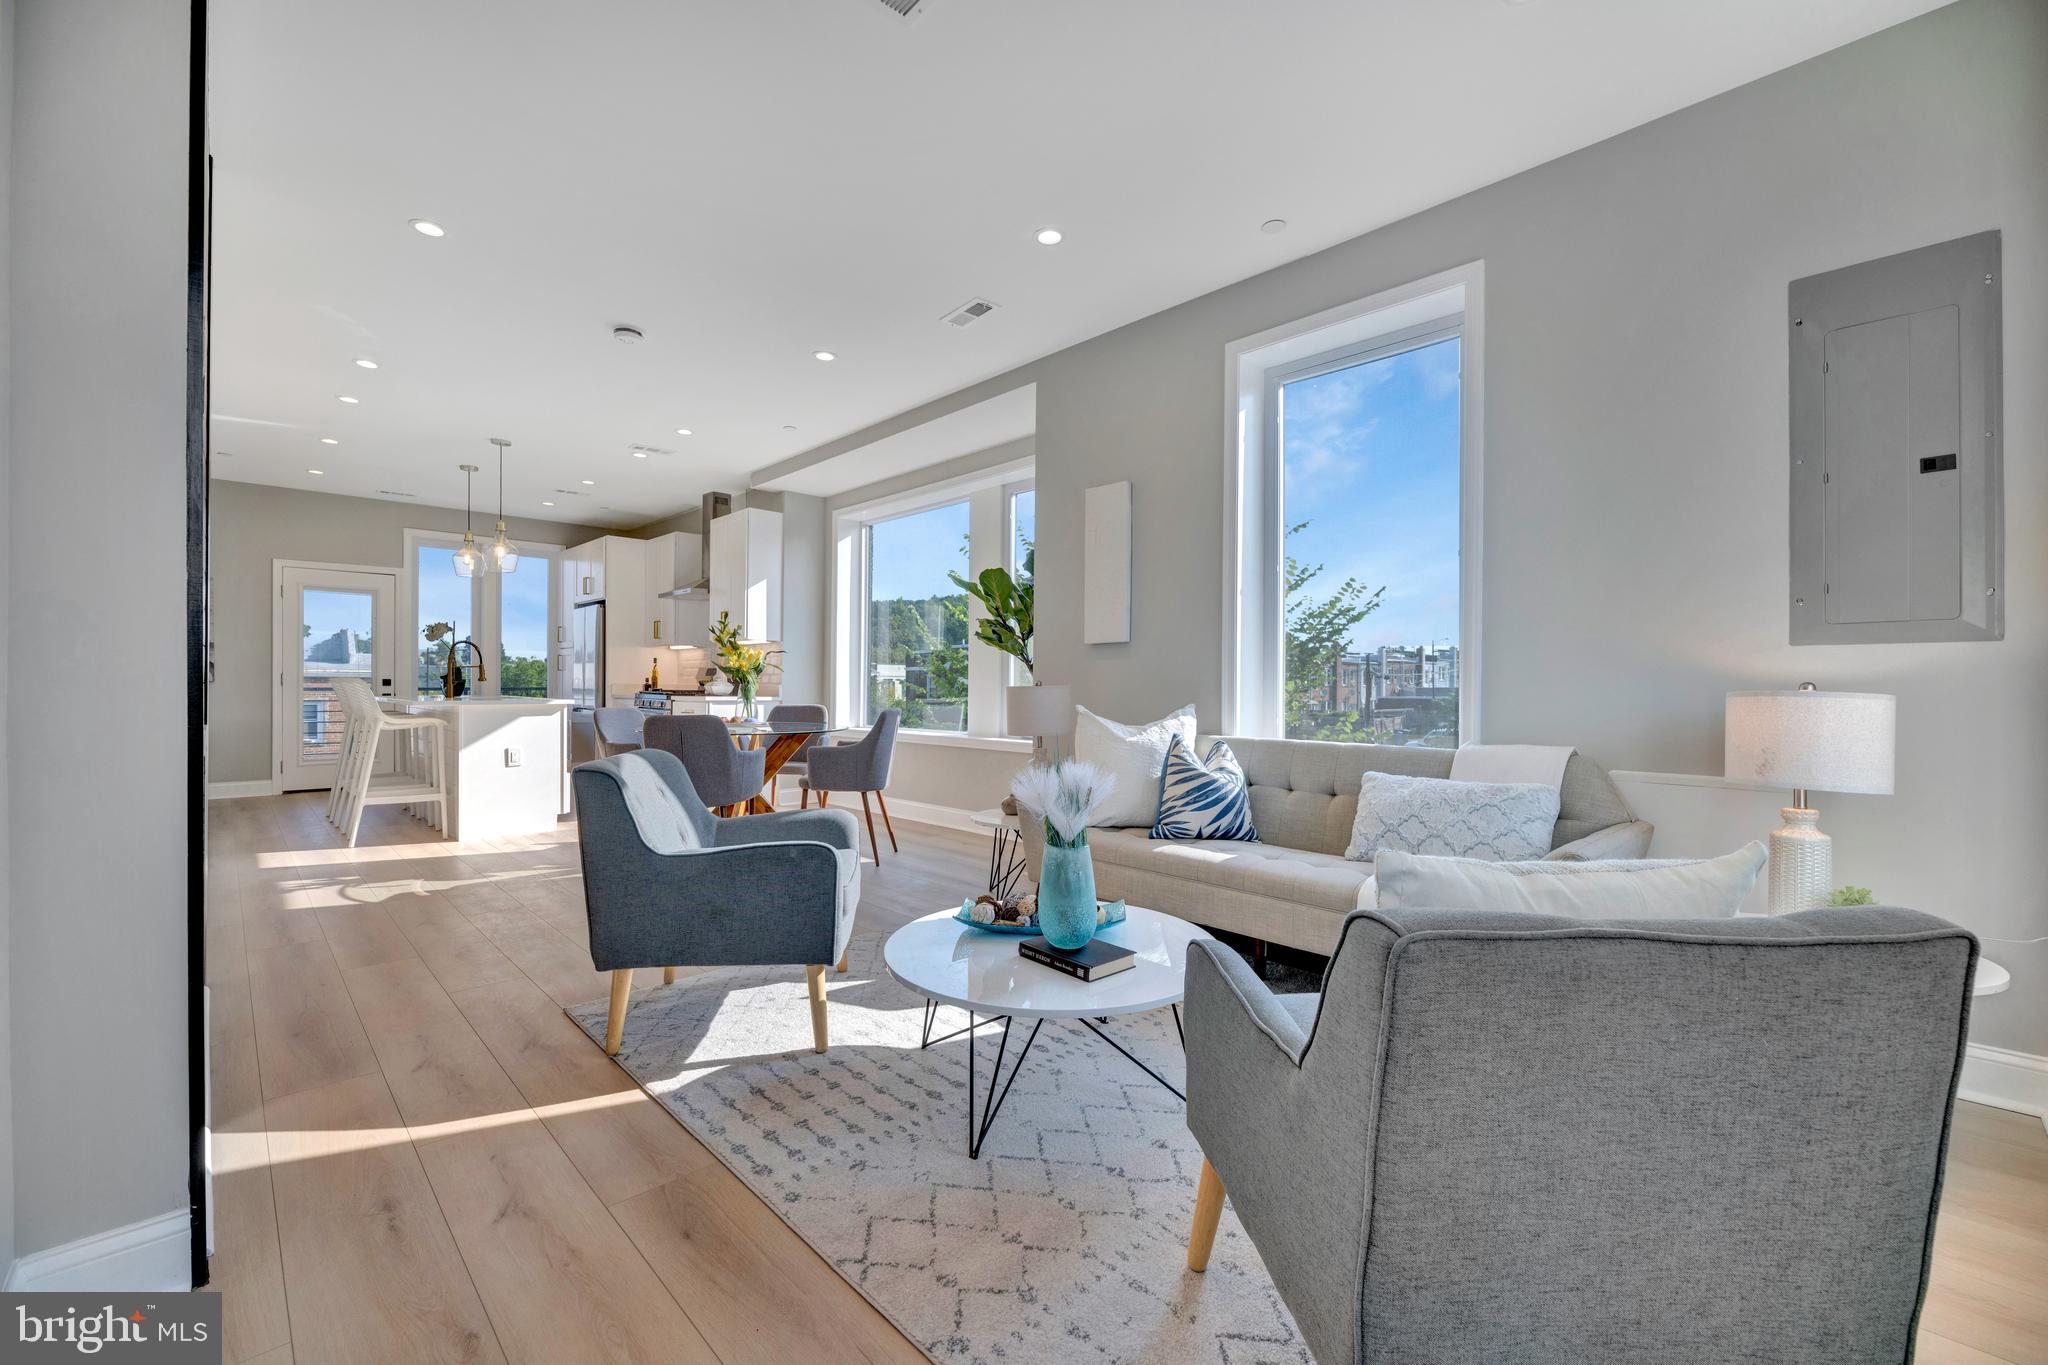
[208,0,1944,529]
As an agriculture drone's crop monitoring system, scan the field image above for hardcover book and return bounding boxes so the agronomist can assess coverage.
[1018,936,1136,982]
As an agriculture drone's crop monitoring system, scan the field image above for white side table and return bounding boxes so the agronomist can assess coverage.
[969,807,1027,898]
[1974,958,2009,997]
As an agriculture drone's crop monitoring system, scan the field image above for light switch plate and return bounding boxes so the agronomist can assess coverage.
[504,747,523,768]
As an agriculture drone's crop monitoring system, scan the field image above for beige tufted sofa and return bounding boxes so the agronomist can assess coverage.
[1018,735,1650,955]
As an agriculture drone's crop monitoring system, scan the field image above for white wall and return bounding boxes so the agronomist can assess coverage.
[208,478,610,786]
[770,0,2048,1057]
[8,0,192,1263]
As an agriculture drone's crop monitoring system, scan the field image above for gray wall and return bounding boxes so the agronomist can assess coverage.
[9,0,191,1260]
[0,0,16,1276]
[771,0,2048,1056]
[208,479,609,785]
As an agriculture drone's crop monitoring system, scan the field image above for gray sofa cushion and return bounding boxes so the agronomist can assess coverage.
[1201,735,1633,855]
[1088,827,1374,914]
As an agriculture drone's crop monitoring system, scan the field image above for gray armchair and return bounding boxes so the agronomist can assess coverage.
[572,749,861,1057]
[644,713,766,815]
[800,707,901,864]
[1183,905,1976,1365]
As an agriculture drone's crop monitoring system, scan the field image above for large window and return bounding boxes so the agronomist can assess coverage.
[1227,264,1480,743]
[408,533,559,697]
[1277,330,1462,747]
[864,501,972,731]
[833,460,1035,739]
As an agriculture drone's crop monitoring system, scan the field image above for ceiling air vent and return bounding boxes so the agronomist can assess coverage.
[943,297,998,328]
[871,0,935,20]
[376,489,417,498]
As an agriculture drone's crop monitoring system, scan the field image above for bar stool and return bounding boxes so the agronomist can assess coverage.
[327,679,448,845]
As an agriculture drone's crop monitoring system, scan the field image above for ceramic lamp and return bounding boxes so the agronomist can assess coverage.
[1724,686,1895,914]
[1007,683,1073,764]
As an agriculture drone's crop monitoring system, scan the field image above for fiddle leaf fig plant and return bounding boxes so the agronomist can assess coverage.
[949,549,1034,677]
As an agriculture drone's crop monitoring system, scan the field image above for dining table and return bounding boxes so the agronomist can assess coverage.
[720,717,848,814]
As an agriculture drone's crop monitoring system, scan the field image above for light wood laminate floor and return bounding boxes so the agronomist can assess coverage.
[204,793,2048,1364]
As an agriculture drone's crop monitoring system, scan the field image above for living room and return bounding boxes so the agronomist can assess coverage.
[2,0,2043,1362]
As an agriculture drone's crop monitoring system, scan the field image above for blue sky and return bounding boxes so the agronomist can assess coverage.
[870,499,970,600]
[1282,336,1461,654]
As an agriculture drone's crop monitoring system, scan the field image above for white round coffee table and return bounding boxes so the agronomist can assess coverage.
[884,905,1211,1156]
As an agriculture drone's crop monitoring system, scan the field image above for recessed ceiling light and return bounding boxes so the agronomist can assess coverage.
[337,395,359,403]
[632,450,648,459]
[319,437,340,445]
[1035,227,1063,246]
[306,468,324,476]
[581,479,596,485]
[541,500,555,507]
[612,326,643,344]
[783,424,798,432]
[674,427,692,437]
[813,350,836,362]
[1260,219,1288,235]
[410,219,446,237]
[354,358,379,369]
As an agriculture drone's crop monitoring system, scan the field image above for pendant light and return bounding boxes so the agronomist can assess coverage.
[488,437,519,572]
[452,463,483,577]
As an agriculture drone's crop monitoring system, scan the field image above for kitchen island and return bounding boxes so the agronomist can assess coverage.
[385,695,573,841]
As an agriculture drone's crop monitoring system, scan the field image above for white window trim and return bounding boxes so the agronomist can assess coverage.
[401,528,565,698]
[829,457,1034,739]
[1219,260,1485,740]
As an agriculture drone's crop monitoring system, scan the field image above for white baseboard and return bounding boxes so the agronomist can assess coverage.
[1960,1042,2048,1121]
[205,779,272,800]
[877,797,988,836]
[5,1210,192,1292]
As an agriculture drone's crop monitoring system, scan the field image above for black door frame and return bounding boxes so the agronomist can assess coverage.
[185,0,212,1290]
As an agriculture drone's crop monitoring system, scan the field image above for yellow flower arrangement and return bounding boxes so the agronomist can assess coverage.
[709,611,780,706]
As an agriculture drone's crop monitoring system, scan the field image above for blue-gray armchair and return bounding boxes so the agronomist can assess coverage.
[573,749,861,1057]
[800,707,901,863]
[1183,905,1976,1365]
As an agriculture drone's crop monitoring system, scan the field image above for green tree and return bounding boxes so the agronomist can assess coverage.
[498,653,547,696]
[1283,520,1387,741]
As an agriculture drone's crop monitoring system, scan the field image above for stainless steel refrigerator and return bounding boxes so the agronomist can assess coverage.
[570,600,605,712]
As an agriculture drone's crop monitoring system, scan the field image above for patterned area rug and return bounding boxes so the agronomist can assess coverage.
[567,935,1312,1365]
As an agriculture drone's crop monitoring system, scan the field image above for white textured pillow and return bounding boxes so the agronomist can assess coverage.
[1072,703,1196,828]
[1374,842,1767,919]
[1344,771,1559,863]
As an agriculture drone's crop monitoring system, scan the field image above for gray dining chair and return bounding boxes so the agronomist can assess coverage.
[765,703,827,806]
[1182,904,1977,1365]
[572,749,860,1056]
[592,706,646,757]
[644,713,766,816]
[799,708,900,863]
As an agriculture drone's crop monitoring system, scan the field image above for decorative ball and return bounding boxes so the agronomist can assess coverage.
[968,902,996,924]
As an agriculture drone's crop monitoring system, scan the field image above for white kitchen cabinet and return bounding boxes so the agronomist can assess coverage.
[642,531,708,649]
[707,508,782,643]
[567,537,605,604]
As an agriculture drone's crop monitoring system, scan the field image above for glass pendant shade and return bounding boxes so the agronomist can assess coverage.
[453,533,481,578]
[491,523,519,572]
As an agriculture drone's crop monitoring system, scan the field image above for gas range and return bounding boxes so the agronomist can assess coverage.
[633,689,703,712]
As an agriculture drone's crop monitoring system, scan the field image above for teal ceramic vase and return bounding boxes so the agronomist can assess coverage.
[1037,831,1097,951]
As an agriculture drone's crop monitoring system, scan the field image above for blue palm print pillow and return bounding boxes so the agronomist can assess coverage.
[1150,735,1259,842]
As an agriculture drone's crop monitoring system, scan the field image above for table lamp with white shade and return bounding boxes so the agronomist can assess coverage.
[1724,685,1895,915]
[1007,683,1073,765]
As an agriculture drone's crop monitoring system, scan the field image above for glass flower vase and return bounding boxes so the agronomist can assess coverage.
[1037,830,1098,951]
[738,676,758,719]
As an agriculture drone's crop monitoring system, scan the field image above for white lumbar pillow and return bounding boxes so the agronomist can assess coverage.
[1374,841,1768,919]
[1343,771,1560,864]
[1071,703,1196,828]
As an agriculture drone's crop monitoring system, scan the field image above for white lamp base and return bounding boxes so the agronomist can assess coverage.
[1768,807,1832,915]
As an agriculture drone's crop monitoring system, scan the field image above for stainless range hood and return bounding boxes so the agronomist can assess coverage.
[657,491,731,598]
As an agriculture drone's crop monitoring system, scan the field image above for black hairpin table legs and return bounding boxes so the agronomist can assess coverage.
[929,1001,1186,1156]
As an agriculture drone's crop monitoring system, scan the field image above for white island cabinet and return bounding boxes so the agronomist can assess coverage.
[386,696,572,841]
